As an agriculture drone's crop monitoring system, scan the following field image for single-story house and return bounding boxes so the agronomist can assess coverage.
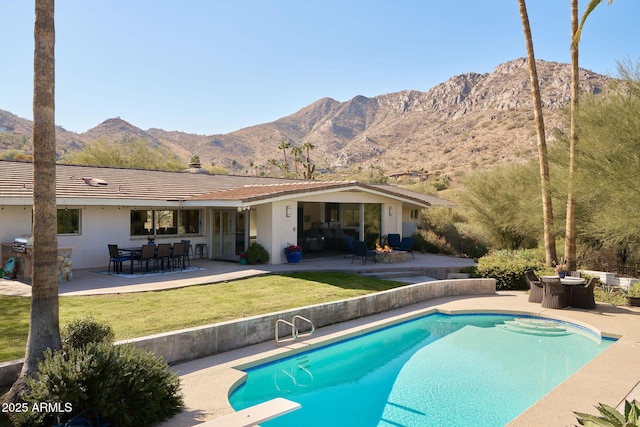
[0,160,453,270]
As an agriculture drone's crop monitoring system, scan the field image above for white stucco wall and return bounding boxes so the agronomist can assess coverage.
[267,201,298,264]
[255,204,274,263]
[1,206,211,270]
[0,207,32,243]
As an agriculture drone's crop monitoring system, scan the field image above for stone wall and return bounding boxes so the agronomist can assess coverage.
[1,244,72,284]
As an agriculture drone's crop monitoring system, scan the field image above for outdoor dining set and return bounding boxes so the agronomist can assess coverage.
[525,269,597,309]
[108,241,191,275]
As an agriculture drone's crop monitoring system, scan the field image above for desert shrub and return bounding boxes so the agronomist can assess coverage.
[246,242,270,264]
[472,250,548,290]
[420,207,490,258]
[412,232,442,254]
[61,315,114,351]
[19,343,183,427]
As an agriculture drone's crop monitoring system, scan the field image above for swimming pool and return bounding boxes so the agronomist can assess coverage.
[229,313,615,427]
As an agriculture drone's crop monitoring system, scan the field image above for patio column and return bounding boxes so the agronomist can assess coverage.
[359,203,365,242]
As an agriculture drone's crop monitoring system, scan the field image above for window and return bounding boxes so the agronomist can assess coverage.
[342,209,359,227]
[57,209,81,234]
[131,209,201,236]
[179,209,200,234]
[325,203,339,222]
[156,210,178,235]
[410,209,420,219]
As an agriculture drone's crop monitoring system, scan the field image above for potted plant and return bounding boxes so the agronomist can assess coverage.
[625,283,640,307]
[284,243,302,263]
[147,235,156,245]
[239,252,247,265]
[554,260,568,278]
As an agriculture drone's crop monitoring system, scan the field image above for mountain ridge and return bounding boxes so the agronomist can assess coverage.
[0,57,609,178]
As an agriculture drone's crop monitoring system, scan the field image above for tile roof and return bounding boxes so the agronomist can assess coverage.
[0,160,449,207]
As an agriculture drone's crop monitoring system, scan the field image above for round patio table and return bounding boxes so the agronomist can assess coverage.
[540,276,587,309]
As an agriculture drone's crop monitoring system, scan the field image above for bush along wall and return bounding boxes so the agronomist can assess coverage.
[473,255,547,291]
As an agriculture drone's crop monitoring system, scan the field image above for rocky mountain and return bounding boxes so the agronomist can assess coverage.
[0,58,609,178]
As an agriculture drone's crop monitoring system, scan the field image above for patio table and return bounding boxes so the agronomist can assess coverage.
[540,276,586,309]
[119,247,143,274]
[540,276,585,286]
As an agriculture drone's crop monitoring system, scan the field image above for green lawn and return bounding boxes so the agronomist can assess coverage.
[0,272,405,362]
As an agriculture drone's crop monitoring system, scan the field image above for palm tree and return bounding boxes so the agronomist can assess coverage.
[517,0,557,266]
[266,158,278,176]
[567,0,615,270]
[277,140,291,172]
[574,0,615,46]
[291,145,303,177]
[6,0,61,402]
[565,0,580,271]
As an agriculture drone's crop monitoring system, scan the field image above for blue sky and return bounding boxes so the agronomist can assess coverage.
[1,1,639,135]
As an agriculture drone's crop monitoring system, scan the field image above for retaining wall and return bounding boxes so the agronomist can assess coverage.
[0,278,495,387]
[582,270,640,290]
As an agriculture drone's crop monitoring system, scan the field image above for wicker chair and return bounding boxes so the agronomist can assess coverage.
[525,270,544,303]
[569,277,597,309]
[541,276,570,309]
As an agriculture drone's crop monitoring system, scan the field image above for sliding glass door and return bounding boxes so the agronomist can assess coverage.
[213,210,248,260]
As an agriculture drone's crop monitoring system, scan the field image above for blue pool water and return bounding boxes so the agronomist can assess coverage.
[229,313,615,427]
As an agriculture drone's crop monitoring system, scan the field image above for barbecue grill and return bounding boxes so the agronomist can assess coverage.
[12,235,32,253]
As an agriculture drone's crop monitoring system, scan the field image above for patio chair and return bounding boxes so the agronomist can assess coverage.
[525,269,543,303]
[540,276,570,309]
[397,237,414,259]
[108,244,132,274]
[343,235,355,258]
[181,239,191,268]
[569,277,597,309]
[387,234,401,249]
[351,240,376,265]
[170,242,186,270]
[155,243,172,272]
[136,244,157,274]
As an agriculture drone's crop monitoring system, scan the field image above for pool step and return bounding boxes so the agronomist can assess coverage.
[498,318,569,337]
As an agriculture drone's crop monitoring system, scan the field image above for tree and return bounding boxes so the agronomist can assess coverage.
[5,0,61,403]
[277,140,291,173]
[266,157,278,176]
[565,0,580,271]
[458,163,542,250]
[302,141,316,179]
[63,137,185,171]
[517,0,558,266]
[573,61,640,246]
[290,145,303,177]
[574,0,615,46]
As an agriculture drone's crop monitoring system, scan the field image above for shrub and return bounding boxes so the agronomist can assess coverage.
[19,343,183,427]
[246,242,270,264]
[473,251,548,290]
[61,315,114,351]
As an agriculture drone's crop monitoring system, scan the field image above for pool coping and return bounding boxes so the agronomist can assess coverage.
[157,291,640,427]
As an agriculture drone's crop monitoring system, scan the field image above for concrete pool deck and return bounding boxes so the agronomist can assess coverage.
[157,291,640,427]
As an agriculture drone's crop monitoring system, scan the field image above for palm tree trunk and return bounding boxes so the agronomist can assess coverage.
[518,0,558,266]
[5,0,61,403]
[565,0,579,271]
